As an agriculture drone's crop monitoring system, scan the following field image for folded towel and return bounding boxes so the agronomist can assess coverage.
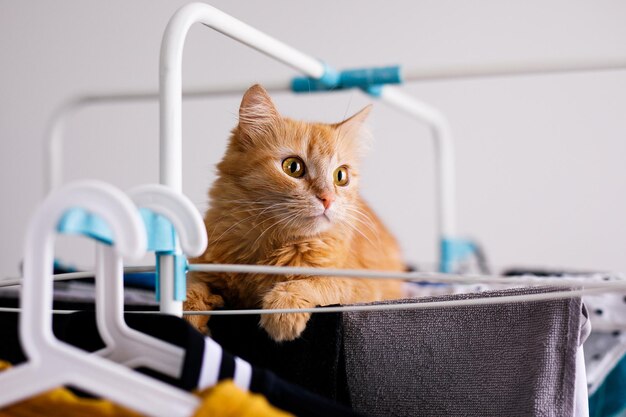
[342,287,586,417]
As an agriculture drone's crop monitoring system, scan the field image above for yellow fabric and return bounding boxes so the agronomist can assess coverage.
[0,361,292,417]
[0,386,144,417]
[192,381,293,417]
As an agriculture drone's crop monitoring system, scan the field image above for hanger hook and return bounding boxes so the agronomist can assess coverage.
[21,180,147,359]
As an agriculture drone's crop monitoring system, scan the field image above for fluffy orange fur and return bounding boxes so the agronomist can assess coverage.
[185,84,406,341]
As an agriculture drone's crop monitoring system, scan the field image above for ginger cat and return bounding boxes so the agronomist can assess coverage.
[185,84,406,341]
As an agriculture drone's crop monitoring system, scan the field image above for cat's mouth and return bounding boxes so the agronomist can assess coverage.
[307,213,331,222]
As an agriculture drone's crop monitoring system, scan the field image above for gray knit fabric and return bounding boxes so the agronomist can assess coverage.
[342,287,585,417]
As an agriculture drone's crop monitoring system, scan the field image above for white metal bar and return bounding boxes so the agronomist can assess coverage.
[3,262,624,315]
[157,255,181,316]
[2,264,622,289]
[402,58,626,82]
[379,86,456,238]
[188,263,626,288]
[159,2,325,194]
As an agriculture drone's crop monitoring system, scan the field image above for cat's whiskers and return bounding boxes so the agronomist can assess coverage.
[209,204,290,245]
[344,207,383,247]
[276,208,308,237]
[207,206,268,242]
[275,213,302,239]
[211,198,270,207]
[251,210,301,250]
[342,206,380,241]
[343,216,375,248]
[206,199,271,228]
[209,211,268,245]
[206,200,292,240]
[344,206,378,234]
[235,209,294,246]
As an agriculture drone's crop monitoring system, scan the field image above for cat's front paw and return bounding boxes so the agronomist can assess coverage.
[260,282,312,342]
[184,278,224,335]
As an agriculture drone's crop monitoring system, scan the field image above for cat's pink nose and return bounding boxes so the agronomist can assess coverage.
[317,193,334,210]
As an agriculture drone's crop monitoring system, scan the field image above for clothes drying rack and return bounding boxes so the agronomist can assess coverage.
[8,2,626,319]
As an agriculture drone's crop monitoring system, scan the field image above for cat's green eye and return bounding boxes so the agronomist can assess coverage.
[334,166,349,186]
[282,157,306,178]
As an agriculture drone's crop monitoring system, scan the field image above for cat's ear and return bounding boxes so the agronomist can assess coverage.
[335,105,373,154]
[336,105,372,137]
[237,84,280,144]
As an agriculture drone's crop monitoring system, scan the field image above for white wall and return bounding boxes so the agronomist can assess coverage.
[1,0,625,278]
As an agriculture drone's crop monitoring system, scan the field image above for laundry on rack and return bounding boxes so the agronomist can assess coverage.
[62,311,364,417]
[0,310,365,417]
[209,286,589,417]
[0,361,292,417]
[209,308,348,403]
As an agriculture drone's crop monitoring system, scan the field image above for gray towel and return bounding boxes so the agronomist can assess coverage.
[342,287,585,417]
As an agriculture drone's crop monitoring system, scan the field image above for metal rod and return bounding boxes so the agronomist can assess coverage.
[1,263,622,289]
[2,285,622,316]
[182,285,626,315]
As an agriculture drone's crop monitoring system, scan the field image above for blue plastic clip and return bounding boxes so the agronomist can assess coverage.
[139,208,177,254]
[291,64,402,96]
[440,237,476,273]
[57,207,114,245]
[57,208,179,254]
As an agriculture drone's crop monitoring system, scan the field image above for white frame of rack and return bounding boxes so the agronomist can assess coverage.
[44,2,626,316]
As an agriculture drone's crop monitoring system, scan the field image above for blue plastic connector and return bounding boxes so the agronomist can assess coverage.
[57,207,187,297]
[291,64,402,96]
[155,253,188,302]
[440,237,476,273]
[340,66,402,89]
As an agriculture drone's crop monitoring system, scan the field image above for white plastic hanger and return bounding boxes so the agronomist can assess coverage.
[0,180,199,416]
[94,183,207,378]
